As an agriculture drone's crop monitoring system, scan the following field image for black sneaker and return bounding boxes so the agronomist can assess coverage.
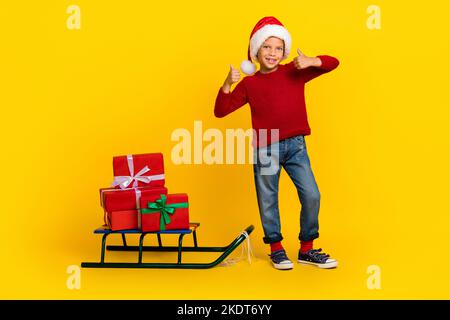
[269,250,294,270]
[298,248,338,269]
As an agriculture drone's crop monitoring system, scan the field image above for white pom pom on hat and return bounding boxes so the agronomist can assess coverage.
[240,60,256,75]
[240,16,292,75]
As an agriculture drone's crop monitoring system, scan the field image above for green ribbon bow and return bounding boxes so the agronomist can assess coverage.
[141,194,188,230]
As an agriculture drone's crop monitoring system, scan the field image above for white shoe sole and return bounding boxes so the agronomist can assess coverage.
[273,262,294,270]
[298,259,338,269]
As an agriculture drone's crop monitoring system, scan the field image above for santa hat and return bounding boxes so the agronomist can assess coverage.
[240,16,292,75]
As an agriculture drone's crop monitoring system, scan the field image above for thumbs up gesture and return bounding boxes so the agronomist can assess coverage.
[222,65,242,93]
[226,65,241,85]
[293,49,321,69]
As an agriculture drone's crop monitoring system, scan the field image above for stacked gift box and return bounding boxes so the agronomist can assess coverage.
[99,153,189,232]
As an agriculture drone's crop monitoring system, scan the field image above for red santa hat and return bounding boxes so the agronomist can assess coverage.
[240,16,292,75]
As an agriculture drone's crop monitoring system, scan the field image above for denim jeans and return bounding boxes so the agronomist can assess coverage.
[253,135,320,243]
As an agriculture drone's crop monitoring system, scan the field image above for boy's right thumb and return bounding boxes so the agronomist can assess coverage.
[230,64,235,71]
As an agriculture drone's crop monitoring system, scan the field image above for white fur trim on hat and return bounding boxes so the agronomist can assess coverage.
[249,24,291,62]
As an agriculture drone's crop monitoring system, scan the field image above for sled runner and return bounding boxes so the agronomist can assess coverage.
[81,223,254,269]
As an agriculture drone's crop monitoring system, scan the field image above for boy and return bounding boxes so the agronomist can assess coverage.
[214,16,339,270]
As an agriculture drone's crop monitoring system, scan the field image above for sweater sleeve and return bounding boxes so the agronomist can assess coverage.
[214,80,248,118]
[301,55,340,83]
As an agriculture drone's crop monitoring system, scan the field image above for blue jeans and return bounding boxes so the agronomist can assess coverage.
[253,135,320,243]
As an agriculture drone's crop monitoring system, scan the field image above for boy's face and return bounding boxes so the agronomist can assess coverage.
[257,37,284,73]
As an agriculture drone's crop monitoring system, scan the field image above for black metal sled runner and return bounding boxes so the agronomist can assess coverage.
[81,223,254,269]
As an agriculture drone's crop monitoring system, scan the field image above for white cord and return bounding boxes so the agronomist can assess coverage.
[219,230,255,267]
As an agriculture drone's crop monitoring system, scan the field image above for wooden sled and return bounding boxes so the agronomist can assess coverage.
[81,223,254,269]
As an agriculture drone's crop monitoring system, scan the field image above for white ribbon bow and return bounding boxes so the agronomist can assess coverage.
[111,155,156,189]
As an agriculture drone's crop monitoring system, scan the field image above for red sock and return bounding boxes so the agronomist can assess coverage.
[270,241,284,253]
[300,240,313,253]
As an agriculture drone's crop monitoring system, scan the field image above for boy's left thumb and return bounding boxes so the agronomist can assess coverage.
[297,48,303,56]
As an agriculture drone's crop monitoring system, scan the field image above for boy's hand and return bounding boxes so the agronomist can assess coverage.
[222,65,241,93]
[226,65,241,85]
[294,49,322,69]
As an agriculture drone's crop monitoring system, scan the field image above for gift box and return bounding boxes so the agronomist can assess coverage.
[100,186,168,230]
[106,210,138,231]
[111,153,165,189]
[140,194,189,232]
[100,186,168,212]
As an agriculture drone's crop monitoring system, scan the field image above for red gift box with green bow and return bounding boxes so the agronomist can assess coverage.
[140,194,189,232]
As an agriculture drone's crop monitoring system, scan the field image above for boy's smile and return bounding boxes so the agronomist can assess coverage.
[257,37,285,74]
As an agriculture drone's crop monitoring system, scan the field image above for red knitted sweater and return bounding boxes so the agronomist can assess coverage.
[214,55,339,147]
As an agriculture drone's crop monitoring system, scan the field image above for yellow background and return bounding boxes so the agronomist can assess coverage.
[1,0,449,299]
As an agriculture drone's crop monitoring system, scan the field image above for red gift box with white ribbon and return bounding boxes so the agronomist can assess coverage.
[100,186,168,231]
[111,153,165,190]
